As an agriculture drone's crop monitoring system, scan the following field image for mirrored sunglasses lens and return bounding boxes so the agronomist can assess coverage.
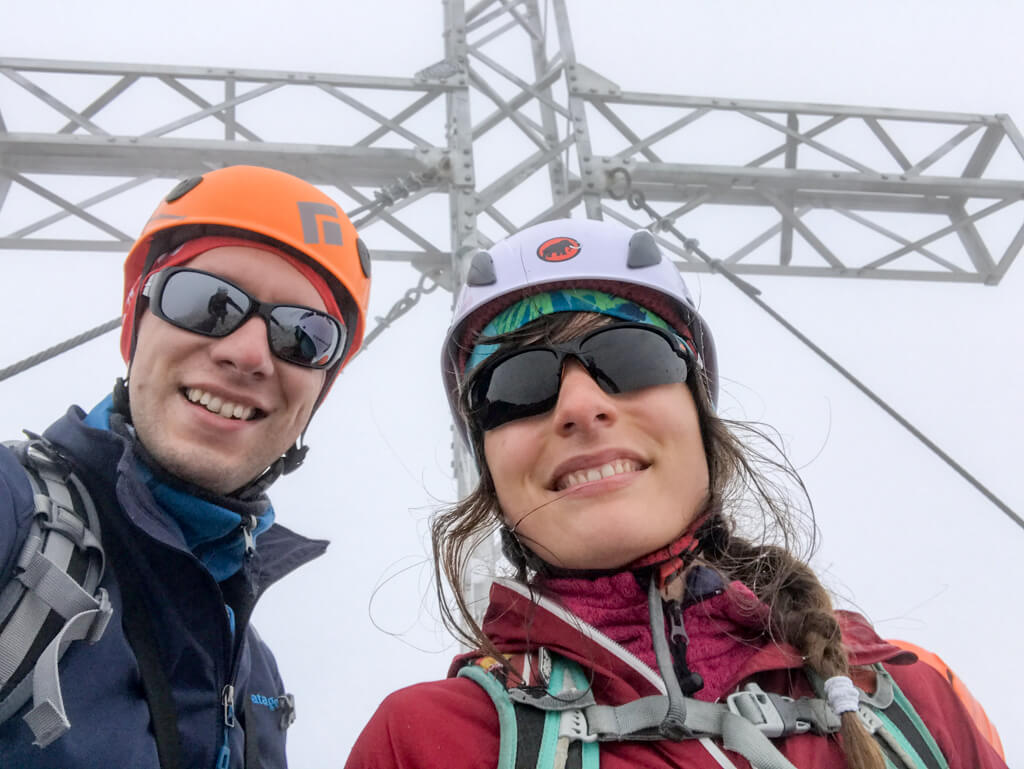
[474,349,562,429]
[161,271,250,336]
[582,327,687,393]
[268,307,343,368]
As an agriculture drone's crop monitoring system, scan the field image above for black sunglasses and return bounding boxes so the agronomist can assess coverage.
[142,267,346,369]
[465,323,692,432]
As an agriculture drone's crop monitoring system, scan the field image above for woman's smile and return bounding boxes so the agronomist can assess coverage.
[485,360,709,570]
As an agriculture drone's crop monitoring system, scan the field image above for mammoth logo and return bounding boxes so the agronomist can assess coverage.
[537,236,581,262]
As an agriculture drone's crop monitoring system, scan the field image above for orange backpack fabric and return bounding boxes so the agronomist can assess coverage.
[889,639,1005,761]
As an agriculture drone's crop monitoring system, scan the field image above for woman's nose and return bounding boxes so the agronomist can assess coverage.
[551,359,617,436]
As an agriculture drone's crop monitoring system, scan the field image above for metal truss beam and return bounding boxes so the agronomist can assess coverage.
[5,15,1024,285]
[0,57,458,258]
[1,133,439,183]
[2,0,1024,288]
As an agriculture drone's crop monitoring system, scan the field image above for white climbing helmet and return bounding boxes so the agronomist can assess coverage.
[441,217,718,440]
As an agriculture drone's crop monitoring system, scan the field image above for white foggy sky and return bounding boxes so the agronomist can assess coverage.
[1,2,1021,765]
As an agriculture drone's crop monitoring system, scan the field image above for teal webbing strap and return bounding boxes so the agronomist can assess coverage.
[536,657,575,769]
[536,657,600,769]
[887,673,950,769]
[536,708,562,769]
[563,661,599,769]
[858,664,950,769]
[869,704,932,769]
[458,665,519,769]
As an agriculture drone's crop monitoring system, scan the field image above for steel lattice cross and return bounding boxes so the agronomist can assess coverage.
[2,0,1024,612]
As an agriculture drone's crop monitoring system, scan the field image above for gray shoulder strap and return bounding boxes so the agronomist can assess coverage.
[0,440,111,747]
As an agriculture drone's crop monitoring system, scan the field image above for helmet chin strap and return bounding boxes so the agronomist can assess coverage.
[218,436,308,500]
[233,439,306,500]
[282,440,309,474]
[113,375,131,416]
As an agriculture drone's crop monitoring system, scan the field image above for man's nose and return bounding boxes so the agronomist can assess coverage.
[209,316,275,377]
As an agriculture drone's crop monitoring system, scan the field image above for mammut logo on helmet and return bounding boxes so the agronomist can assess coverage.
[537,237,581,262]
[298,202,344,246]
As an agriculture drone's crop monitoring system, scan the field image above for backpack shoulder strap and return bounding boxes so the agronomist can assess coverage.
[855,664,950,769]
[0,438,111,748]
[457,658,522,769]
[458,650,600,769]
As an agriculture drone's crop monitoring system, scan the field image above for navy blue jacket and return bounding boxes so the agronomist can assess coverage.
[0,407,328,768]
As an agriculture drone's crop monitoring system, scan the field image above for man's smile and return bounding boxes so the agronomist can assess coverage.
[182,387,263,421]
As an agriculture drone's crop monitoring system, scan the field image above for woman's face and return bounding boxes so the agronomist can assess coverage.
[483,347,710,571]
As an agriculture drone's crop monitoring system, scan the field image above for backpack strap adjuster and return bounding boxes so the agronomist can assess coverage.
[727,685,790,738]
[33,495,101,554]
[557,708,597,743]
[85,588,113,644]
[727,683,841,738]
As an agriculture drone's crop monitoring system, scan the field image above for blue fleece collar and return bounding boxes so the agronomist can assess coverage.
[85,395,275,581]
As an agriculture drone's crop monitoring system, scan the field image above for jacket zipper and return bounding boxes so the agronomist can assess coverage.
[216,514,258,769]
[665,598,704,695]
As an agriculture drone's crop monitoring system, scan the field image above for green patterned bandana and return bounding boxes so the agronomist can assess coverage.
[465,288,685,374]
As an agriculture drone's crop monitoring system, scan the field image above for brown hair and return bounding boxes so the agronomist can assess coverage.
[431,312,885,769]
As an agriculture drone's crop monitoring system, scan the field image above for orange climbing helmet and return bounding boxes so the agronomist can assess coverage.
[120,165,371,370]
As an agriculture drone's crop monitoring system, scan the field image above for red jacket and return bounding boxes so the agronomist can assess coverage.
[346,577,1007,769]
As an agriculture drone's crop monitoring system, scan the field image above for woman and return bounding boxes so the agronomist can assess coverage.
[346,218,1005,769]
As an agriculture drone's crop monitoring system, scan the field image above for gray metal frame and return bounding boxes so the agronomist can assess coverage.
[4,2,1023,284]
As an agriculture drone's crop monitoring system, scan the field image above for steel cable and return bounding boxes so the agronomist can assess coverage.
[0,317,121,383]
[606,166,1022,532]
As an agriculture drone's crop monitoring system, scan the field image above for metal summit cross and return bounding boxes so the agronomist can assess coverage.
[2,1,1024,606]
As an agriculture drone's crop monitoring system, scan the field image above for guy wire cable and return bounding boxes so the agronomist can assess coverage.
[606,166,1022,533]
[0,318,121,384]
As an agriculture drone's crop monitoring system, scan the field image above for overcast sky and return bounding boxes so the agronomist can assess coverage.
[1,1,1022,765]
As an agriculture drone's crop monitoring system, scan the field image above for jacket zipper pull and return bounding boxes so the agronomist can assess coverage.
[222,684,237,728]
[216,733,231,769]
[665,599,704,696]
[218,684,236,767]
[240,515,257,558]
[667,600,687,646]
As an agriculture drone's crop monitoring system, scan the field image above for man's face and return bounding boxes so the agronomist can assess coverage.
[128,245,327,494]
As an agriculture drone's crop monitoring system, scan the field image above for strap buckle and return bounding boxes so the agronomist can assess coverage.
[558,709,598,743]
[726,684,807,739]
[87,588,113,644]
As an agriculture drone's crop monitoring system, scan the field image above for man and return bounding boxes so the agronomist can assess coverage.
[0,165,371,768]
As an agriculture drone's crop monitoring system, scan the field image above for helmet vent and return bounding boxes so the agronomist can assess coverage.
[626,230,662,268]
[466,251,497,286]
[164,176,203,203]
[357,238,372,278]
